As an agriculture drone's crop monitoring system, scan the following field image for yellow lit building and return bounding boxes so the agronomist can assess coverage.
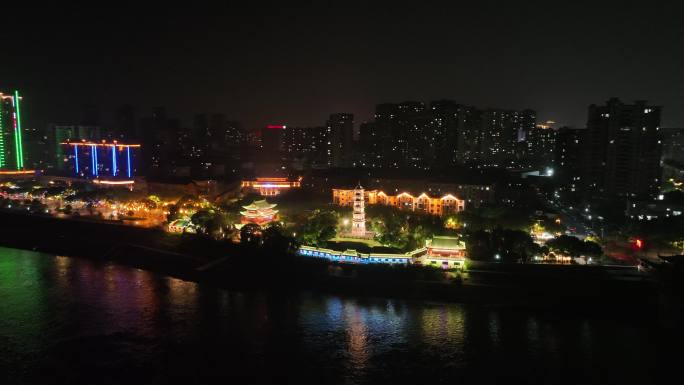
[241,177,301,196]
[332,189,465,216]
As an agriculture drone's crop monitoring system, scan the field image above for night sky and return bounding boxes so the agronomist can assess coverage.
[2,2,683,131]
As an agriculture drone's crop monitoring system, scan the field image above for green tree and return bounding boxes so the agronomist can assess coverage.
[465,229,493,261]
[582,240,603,258]
[465,227,539,262]
[262,224,299,254]
[368,206,407,249]
[240,223,263,247]
[190,209,222,236]
[500,229,539,262]
[365,205,447,251]
[141,198,157,210]
[297,210,338,247]
[29,199,47,214]
[167,204,180,222]
[86,202,95,216]
[547,235,603,259]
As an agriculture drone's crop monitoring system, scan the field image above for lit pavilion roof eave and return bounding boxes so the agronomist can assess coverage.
[242,199,277,210]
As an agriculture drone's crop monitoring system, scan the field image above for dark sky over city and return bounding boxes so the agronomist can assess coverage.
[1,2,683,131]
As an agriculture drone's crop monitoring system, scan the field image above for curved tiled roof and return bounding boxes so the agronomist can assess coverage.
[428,236,465,250]
[242,199,277,210]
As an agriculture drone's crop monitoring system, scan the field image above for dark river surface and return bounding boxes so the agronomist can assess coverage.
[0,247,677,384]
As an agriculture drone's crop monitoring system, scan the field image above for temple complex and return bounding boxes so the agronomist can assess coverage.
[240,199,278,226]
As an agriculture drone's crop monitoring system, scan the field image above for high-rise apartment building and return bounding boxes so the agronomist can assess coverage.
[283,126,327,166]
[51,125,102,171]
[375,102,428,169]
[327,113,354,167]
[0,90,26,170]
[584,98,662,199]
[661,128,684,163]
[367,100,535,169]
[554,127,585,196]
[260,124,285,163]
[526,119,556,167]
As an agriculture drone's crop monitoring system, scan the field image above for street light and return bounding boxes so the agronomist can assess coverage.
[635,239,643,249]
[495,254,501,260]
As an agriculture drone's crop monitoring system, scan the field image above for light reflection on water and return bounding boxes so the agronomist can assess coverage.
[0,247,671,384]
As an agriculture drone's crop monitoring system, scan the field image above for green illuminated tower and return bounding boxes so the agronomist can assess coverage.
[0,97,4,168]
[0,90,26,170]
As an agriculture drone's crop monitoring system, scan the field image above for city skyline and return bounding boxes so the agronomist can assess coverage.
[2,3,683,131]
[1,3,683,382]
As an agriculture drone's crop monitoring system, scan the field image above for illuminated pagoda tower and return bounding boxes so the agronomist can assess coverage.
[0,91,26,170]
[240,199,278,226]
[351,183,366,237]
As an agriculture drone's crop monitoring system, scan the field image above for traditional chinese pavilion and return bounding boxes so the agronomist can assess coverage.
[240,199,278,226]
[419,236,467,269]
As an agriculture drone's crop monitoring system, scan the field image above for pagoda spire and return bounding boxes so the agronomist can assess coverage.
[351,184,366,237]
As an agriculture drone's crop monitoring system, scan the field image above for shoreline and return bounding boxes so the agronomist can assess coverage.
[0,210,664,315]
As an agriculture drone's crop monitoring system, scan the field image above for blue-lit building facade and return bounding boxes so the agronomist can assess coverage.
[298,245,420,265]
[61,141,140,180]
[297,235,467,268]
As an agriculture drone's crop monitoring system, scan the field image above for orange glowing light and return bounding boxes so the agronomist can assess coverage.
[251,183,293,188]
[93,180,135,185]
[62,142,141,147]
[0,170,35,175]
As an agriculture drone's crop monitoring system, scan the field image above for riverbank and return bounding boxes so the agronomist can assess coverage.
[0,210,662,314]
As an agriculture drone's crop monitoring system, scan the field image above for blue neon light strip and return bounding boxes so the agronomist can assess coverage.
[112,146,117,176]
[91,144,98,176]
[90,145,95,175]
[126,146,131,178]
[74,145,79,174]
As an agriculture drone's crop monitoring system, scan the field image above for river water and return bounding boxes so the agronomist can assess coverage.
[0,247,675,384]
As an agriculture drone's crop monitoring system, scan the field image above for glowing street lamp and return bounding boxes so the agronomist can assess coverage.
[635,239,643,249]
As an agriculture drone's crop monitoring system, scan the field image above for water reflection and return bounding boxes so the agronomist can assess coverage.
[345,304,369,371]
[0,248,46,358]
[0,248,672,385]
[488,311,501,348]
[167,276,198,306]
[54,255,71,290]
[526,317,541,352]
[420,304,465,348]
